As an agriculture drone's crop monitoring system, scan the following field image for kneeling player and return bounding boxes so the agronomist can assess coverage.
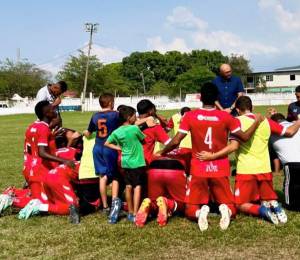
[158,83,261,231]
[135,149,191,227]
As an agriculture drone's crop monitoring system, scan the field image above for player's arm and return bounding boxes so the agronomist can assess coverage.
[232,113,263,142]
[83,116,96,137]
[273,158,281,174]
[158,132,186,155]
[286,104,294,122]
[52,96,62,107]
[38,146,75,168]
[196,140,240,161]
[104,133,122,151]
[135,116,157,128]
[283,120,300,137]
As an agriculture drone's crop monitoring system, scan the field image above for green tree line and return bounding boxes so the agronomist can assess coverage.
[0,50,251,99]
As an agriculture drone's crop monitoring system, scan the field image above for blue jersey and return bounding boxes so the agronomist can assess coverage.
[87,111,119,145]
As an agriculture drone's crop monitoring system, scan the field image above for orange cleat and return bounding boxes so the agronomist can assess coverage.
[135,198,151,228]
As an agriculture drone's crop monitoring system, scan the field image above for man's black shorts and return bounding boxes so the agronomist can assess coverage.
[123,167,146,187]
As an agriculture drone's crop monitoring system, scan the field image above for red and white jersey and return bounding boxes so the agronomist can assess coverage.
[179,108,241,177]
[56,147,78,161]
[142,125,171,164]
[24,121,57,170]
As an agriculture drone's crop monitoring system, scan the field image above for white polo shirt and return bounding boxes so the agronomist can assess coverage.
[270,121,300,165]
[36,85,55,103]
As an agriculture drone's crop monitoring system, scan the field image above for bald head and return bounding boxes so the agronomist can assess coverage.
[219,64,232,79]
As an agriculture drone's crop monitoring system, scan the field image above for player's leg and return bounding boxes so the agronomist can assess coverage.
[125,185,134,222]
[99,175,109,213]
[235,177,278,224]
[185,175,210,231]
[258,177,287,224]
[133,185,142,216]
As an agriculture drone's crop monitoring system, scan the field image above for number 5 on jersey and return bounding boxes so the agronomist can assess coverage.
[97,119,108,138]
[204,127,212,149]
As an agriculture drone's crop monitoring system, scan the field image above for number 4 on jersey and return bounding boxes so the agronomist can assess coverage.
[204,127,212,149]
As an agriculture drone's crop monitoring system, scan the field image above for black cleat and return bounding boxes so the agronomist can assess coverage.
[69,204,80,224]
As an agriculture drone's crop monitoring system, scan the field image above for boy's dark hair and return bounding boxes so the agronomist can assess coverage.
[137,99,156,115]
[117,104,127,112]
[99,93,114,108]
[180,107,191,116]
[200,83,219,105]
[295,85,300,93]
[57,81,68,93]
[35,100,50,120]
[119,106,136,124]
[270,113,286,122]
[235,96,253,112]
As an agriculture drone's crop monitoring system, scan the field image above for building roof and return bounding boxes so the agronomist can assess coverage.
[248,66,300,75]
[275,65,300,71]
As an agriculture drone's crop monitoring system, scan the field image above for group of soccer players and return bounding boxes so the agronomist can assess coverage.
[1,82,300,231]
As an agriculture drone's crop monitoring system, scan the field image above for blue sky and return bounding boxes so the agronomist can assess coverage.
[1,0,300,75]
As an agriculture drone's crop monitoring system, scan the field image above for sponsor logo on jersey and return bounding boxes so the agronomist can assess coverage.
[205,162,218,172]
[197,115,219,122]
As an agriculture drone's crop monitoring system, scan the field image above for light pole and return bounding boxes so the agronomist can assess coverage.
[82,22,98,112]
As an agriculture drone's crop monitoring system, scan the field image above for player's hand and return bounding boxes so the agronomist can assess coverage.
[64,160,76,169]
[254,113,265,123]
[0,194,13,214]
[196,151,215,161]
[223,108,232,113]
[154,150,163,157]
[145,116,157,127]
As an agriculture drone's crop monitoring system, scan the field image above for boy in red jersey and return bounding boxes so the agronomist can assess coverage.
[158,83,261,231]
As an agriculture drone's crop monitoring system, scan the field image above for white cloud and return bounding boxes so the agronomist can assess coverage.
[258,0,300,32]
[166,6,207,30]
[193,30,279,57]
[38,62,62,76]
[147,36,190,53]
[148,6,278,57]
[82,44,127,64]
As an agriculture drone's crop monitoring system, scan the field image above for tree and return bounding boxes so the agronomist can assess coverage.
[57,50,103,95]
[228,54,252,77]
[0,59,50,98]
[147,80,170,96]
[173,66,215,97]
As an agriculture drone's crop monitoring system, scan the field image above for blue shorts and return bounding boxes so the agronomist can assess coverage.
[93,144,118,179]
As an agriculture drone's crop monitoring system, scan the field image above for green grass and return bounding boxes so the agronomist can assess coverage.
[1,105,300,259]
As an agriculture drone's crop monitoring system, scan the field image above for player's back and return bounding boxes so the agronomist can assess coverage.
[181,108,239,157]
[89,111,119,145]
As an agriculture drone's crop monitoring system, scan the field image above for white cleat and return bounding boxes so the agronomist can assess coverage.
[219,204,232,230]
[198,205,210,232]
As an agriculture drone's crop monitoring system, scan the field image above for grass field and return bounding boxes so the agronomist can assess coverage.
[1,105,300,259]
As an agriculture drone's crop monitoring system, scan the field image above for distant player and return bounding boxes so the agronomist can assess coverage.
[105,106,146,223]
[158,83,261,231]
[166,107,192,149]
[83,93,121,221]
[287,85,300,122]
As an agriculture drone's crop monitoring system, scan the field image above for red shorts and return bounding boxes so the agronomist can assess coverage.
[185,175,234,205]
[234,173,278,204]
[147,168,187,203]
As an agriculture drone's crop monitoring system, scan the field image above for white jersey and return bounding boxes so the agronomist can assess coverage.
[36,85,55,103]
[270,121,300,164]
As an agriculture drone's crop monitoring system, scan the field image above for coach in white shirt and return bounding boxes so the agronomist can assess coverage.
[36,81,67,128]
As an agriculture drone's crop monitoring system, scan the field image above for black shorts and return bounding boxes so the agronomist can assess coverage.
[283,162,300,210]
[123,167,146,187]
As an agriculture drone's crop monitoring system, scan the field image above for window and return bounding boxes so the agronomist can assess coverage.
[266,75,273,82]
[247,76,253,83]
[290,74,296,81]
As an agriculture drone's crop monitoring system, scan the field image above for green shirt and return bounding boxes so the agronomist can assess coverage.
[107,125,146,169]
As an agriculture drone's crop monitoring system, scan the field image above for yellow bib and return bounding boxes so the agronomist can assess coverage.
[236,115,271,174]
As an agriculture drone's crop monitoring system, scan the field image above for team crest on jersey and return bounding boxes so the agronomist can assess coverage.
[30,127,37,133]
[197,115,219,121]
[205,162,219,172]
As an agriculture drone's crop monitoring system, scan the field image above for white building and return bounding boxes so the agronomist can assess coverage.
[245,65,300,93]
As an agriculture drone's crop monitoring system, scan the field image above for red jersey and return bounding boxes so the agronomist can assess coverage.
[142,125,171,164]
[24,121,57,170]
[179,108,241,177]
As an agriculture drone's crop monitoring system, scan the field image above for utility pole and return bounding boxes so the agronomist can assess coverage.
[82,23,99,112]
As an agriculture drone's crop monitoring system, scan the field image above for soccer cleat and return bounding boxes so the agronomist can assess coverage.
[270,201,287,224]
[219,204,232,230]
[69,204,80,224]
[108,197,122,224]
[135,198,151,228]
[259,205,279,225]
[127,213,135,223]
[198,205,210,232]
[0,193,14,215]
[18,199,41,220]
[156,196,168,227]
